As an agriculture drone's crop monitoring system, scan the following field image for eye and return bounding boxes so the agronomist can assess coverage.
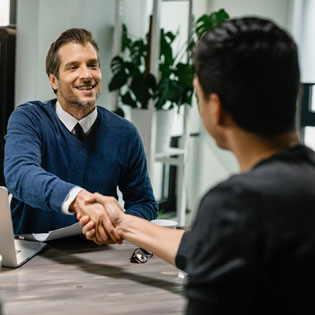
[67,65,78,71]
[88,63,99,69]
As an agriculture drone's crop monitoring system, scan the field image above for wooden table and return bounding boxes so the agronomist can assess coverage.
[0,237,186,315]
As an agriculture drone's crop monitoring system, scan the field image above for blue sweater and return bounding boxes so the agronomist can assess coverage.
[4,99,158,234]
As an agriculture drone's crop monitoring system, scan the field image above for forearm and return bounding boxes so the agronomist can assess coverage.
[119,214,185,265]
[5,163,74,211]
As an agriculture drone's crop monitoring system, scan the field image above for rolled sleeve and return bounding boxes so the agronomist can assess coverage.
[175,231,191,271]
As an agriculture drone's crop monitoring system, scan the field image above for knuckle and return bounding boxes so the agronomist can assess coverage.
[107,227,114,234]
[102,233,108,242]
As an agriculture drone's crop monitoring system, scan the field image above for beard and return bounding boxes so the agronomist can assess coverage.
[58,84,101,108]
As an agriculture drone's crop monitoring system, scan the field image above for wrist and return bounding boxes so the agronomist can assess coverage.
[116,212,129,237]
[69,190,89,213]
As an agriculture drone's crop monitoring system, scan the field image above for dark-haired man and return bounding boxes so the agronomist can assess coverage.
[4,28,158,241]
[80,18,315,313]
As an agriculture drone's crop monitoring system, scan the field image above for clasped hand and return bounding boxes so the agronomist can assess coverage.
[72,191,124,245]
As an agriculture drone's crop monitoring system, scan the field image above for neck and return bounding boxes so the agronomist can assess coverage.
[227,128,300,172]
[57,99,95,120]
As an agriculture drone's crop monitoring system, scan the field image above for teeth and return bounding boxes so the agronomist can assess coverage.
[77,86,93,90]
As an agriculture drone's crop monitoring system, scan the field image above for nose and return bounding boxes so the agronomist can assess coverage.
[79,65,92,79]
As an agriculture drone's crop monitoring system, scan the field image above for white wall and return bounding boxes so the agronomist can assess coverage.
[15,0,115,109]
[290,0,315,83]
[122,0,152,38]
[208,0,290,28]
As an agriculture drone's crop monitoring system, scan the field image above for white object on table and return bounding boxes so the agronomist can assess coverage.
[17,222,82,242]
[151,219,178,229]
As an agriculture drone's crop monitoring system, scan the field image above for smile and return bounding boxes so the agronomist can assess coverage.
[76,84,96,91]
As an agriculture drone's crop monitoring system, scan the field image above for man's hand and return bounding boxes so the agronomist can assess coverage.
[77,193,125,243]
[71,190,122,245]
[79,192,185,266]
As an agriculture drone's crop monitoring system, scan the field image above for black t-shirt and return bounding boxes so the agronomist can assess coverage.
[176,145,315,314]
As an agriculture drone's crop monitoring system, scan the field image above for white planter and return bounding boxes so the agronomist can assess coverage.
[130,108,152,156]
[130,108,176,155]
[155,109,176,153]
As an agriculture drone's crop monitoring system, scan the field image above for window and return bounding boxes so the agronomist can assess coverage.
[0,0,10,26]
[300,83,315,150]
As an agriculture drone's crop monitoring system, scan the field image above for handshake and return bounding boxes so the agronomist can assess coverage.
[71,190,125,245]
[71,190,185,268]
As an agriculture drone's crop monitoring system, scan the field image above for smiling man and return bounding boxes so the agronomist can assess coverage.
[4,28,158,240]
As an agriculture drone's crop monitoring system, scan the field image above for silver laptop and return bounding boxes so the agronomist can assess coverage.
[0,186,46,267]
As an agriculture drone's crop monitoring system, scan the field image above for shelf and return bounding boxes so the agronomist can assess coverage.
[155,148,185,158]
[154,148,186,165]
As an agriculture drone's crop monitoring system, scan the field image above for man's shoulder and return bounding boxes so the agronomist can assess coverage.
[199,147,315,217]
[200,175,245,208]
[15,99,56,115]
[201,161,288,206]
[198,171,266,218]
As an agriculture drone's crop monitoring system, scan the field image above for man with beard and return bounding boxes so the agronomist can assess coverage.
[4,28,157,243]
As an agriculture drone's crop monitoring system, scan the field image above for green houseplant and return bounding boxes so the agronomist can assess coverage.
[108,9,229,115]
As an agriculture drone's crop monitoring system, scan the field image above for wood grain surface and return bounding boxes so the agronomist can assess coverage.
[0,236,186,315]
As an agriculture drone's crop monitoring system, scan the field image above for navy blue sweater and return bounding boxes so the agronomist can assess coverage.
[4,99,158,234]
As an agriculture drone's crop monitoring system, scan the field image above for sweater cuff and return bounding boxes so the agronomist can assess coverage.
[62,186,85,215]
[175,230,191,271]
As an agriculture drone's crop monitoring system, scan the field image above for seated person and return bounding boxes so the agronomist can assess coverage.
[4,28,158,239]
[79,17,315,313]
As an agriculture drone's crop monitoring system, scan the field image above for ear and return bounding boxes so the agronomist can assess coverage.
[49,73,58,91]
[209,93,224,126]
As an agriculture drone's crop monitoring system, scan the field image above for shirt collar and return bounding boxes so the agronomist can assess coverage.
[55,101,98,134]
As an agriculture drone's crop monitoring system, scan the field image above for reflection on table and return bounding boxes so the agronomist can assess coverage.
[0,236,186,315]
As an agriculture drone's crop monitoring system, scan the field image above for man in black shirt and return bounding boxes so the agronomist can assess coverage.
[79,18,315,314]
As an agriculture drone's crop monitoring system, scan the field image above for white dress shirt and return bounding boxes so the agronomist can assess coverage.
[55,101,98,214]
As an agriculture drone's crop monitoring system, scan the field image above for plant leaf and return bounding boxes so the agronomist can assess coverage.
[130,73,156,109]
[121,24,132,53]
[130,39,146,67]
[174,63,194,88]
[121,91,138,108]
[160,29,176,66]
[195,9,229,38]
[124,61,138,77]
[110,56,124,74]
[155,79,180,110]
[108,69,128,91]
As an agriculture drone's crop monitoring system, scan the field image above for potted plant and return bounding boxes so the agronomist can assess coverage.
[155,9,230,111]
[109,23,180,152]
[108,9,229,152]
[108,24,176,111]
[109,9,229,111]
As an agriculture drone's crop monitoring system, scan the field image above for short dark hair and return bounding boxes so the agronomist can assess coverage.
[194,17,300,137]
[46,28,99,78]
